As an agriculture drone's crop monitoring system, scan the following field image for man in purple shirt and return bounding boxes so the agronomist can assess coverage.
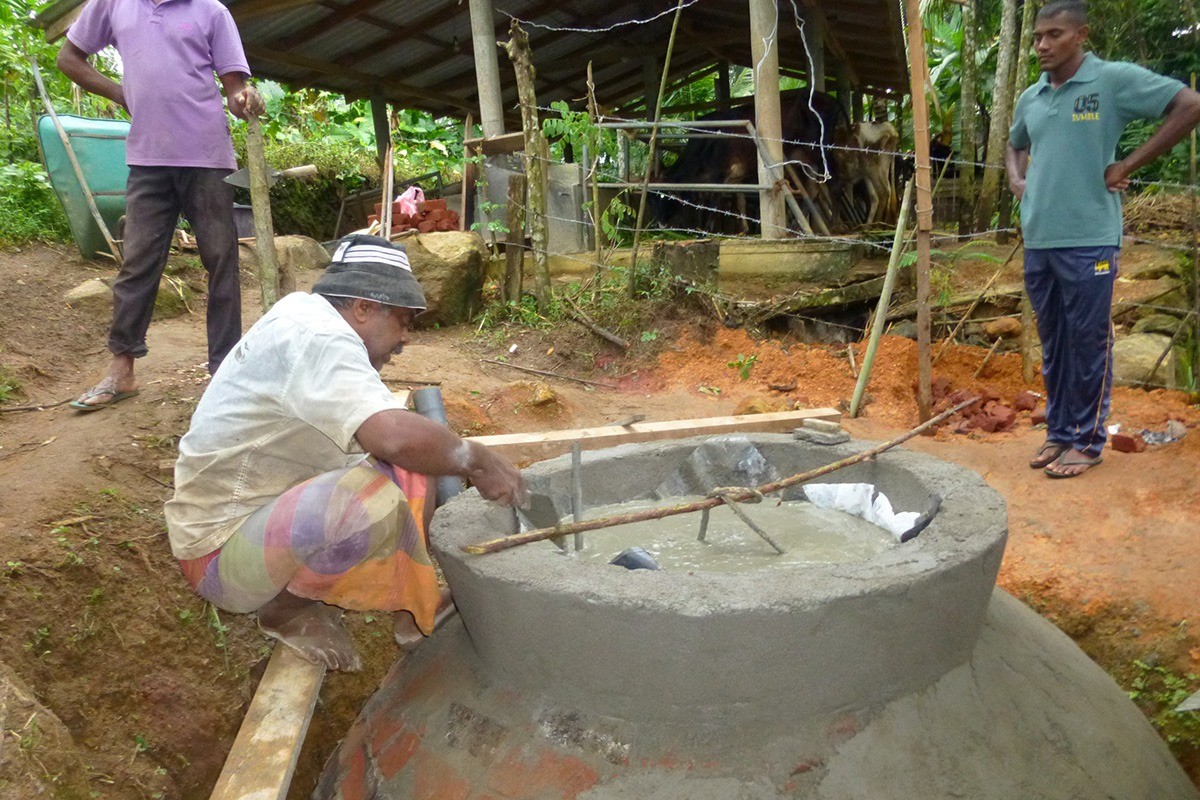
[57,0,265,410]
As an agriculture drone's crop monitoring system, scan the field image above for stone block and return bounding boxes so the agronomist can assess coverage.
[1112,333,1176,386]
[794,428,852,445]
[1111,432,1146,453]
[64,278,113,314]
[983,317,1023,339]
[405,232,489,326]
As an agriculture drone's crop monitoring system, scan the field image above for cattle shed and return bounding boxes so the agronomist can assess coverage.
[34,0,909,129]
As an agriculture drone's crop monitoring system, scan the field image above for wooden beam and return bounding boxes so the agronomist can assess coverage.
[243,44,475,112]
[208,647,325,800]
[466,409,841,462]
[230,0,320,23]
[275,0,388,49]
[462,131,526,156]
[42,1,86,42]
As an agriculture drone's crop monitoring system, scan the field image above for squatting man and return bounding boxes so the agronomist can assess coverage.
[165,235,528,669]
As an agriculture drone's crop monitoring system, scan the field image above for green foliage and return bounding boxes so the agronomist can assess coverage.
[0,161,70,246]
[0,364,21,404]
[1126,660,1200,746]
[728,353,758,380]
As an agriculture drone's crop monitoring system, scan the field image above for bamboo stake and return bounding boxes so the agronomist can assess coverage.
[1020,290,1036,383]
[31,59,122,266]
[932,236,1022,365]
[479,359,615,388]
[973,337,1003,379]
[628,0,686,298]
[462,398,977,555]
[905,0,936,422]
[245,115,281,309]
[586,62,605,266]
[504,172,526,304]
[504,20,552,311]
[850,179,914,418]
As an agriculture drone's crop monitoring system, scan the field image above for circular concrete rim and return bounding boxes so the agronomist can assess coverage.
[433,433,1007,613]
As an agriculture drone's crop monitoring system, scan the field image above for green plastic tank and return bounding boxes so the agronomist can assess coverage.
[37,113,130,261]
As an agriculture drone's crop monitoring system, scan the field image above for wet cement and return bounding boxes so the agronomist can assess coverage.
[561,498,895,572]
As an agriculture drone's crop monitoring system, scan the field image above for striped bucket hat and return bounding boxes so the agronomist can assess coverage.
[312,234,427,311]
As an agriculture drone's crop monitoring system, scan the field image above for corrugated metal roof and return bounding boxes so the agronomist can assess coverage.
[35,0,909,116]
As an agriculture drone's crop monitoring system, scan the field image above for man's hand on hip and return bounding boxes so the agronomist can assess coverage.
[1008,178,1026,201]
[1104,160,1132,193]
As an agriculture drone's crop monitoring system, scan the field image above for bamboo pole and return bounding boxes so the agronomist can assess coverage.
[904,0,935,421]
[503,172,526,304]
[31,59,123,266]
[461,398,977,555]
[504,20,552,310]
[850,179,914,418]
[245,115,281,310]
[628,0,687,298]
[586,62,604,265]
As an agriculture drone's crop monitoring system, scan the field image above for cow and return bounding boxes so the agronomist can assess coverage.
[650,90,847,235]
[833,120,900,226]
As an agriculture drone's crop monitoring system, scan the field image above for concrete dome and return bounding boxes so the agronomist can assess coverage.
[316,435,1197,799]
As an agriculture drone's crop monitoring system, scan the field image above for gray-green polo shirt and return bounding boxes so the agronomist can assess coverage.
[1009,52,1183,249]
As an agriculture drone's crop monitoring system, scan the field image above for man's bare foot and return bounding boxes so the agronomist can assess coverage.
[394,587,456,651]
[1044,448,1103,479]
[74,355,138,409]
[257,590,361,671]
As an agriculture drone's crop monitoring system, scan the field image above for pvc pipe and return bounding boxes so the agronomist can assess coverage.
[411,388,466,506]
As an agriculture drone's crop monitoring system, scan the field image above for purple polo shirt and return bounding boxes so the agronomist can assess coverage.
[67,0,251,170]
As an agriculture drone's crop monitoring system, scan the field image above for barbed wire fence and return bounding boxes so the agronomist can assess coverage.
[464,3,1199,395]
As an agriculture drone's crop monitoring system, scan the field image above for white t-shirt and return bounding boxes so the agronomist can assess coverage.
[165,292,407,559]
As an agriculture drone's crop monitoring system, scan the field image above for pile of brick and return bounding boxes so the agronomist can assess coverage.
[368,198,460,233]
[926,376,1043,434]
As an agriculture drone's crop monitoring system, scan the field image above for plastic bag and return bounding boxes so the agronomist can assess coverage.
[396,185,425,217]
[801,483,920,539]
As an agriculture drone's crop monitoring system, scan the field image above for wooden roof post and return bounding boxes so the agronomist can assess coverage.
[803,12,826,92]
[904,0,935,422]
[715,61,731,112]
[468,0,506,137]
[748,0,787,238]
[370,90,390,168]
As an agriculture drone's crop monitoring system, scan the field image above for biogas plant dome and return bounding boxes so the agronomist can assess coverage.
[316,435,1198,800]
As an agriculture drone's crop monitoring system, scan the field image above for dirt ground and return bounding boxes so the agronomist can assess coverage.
[1,242,1198,799]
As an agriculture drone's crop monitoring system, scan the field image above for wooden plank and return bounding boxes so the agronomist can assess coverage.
[462,132,527,157]
[43,1,86,41]
[467,408,841,462]
[209,647,325,800]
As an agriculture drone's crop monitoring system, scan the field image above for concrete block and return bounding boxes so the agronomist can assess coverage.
[64,278,112,314]
[794,428,851,445]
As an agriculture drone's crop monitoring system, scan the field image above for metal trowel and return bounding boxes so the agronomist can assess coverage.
[223,163,318,190]
[514,491,561,533]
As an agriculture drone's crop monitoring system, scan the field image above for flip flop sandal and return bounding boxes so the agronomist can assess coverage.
[69,387,139,412]
[1029,442,1069,469]
[1044,454,1103,479]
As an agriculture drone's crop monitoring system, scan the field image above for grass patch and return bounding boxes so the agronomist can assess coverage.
[0,365,22,404]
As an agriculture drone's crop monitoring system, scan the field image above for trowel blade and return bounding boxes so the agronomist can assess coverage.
[516,492,560,532]
[223,166,281,190]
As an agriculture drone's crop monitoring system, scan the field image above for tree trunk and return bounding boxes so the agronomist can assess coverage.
[974,0,1019,233]
[995,0,1037,244]
[957,0,979,235]
[503,20,552,311]
[504,173,526,304]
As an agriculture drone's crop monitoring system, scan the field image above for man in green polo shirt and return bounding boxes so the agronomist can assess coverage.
[1006,0,1200,478]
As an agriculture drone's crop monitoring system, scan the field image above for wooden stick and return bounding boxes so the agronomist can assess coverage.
[31,59,122,266]
[1020,289,1037,383]
[479,358,615,388]
[627,0,686,297]
[850,179,914,418]
[846,344,858,378]
[245,115,281,309]
[905,0,935,422]
[461,398,976,554]
[565,295,630,349]
[504,172,527,304]
[932,237,1022,365]
[973,337,1003,379]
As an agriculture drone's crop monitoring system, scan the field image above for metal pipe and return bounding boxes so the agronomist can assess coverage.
[411,388,466,506]
[596,182,773,192]
[570,442,584,552]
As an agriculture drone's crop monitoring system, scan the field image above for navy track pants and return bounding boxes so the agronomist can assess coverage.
[1024,246,1117,457]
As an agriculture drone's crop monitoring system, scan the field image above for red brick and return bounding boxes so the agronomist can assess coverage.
[1111,432,1146,453]
[974,415,1001,433]
[417,220,437,233]
[1013,391,1038,412]
[418,198,447,212]
[487,748,600,798]
[412,750,470,800]
[931,375,952,401]
[988,404,1017,431]
[436,219,455,231]
[377,732,423,780]
[1031,407,1047,425]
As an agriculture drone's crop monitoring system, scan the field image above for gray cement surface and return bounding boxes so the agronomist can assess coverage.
[317,590,1197,799]
[432,434,1007,725]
